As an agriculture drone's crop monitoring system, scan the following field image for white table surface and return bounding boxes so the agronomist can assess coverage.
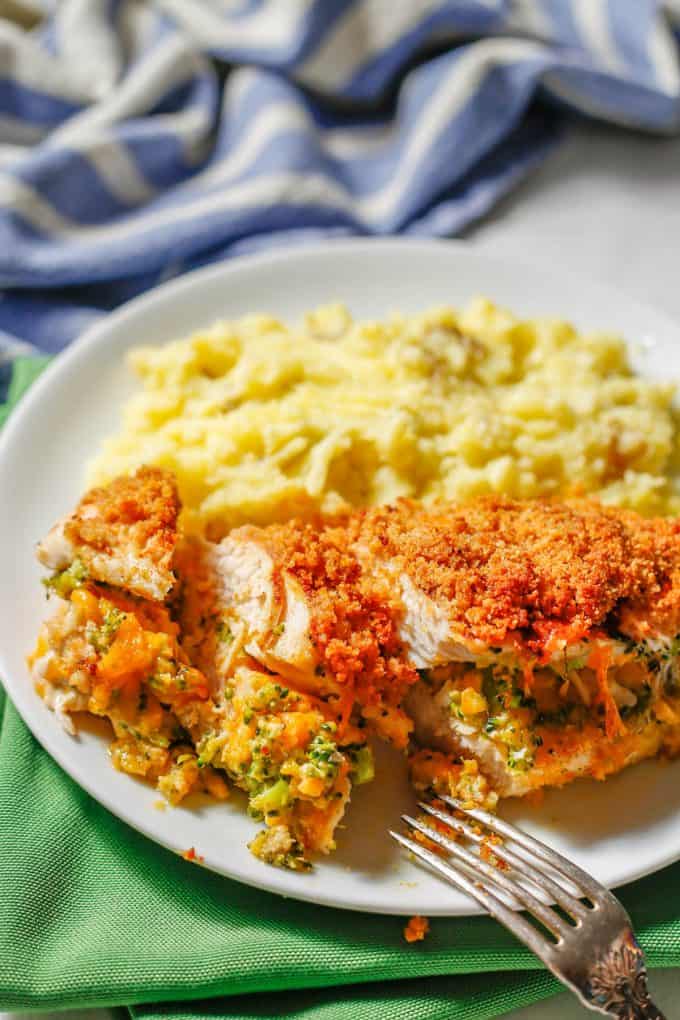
[4,119,680,1019]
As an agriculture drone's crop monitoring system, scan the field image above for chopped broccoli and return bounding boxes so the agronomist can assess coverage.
[250,779,291,816]
[349,745,375,785]
[101,605,125,640]
[506,747,533,771]
[216,621,234,644]
[305,731,343,780]
[85,604,125,653]
[42,558,88,599]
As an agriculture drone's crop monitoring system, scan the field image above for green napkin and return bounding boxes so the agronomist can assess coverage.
[1,358,678,1020]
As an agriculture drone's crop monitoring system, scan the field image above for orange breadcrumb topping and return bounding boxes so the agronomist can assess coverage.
[255,517,418,745]
[243,497,680,716]
[404,915,429,943]
[616,509,680,639]
[65,466,179,590]
[353,496,680,653]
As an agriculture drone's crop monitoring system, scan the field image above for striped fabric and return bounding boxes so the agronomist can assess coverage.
[1,0,680,367]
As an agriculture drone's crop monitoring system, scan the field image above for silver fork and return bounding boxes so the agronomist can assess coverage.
[390,797,666,1019]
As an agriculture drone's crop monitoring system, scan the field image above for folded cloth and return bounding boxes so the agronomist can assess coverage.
[2,1,680,363]
[2,360,680,1019]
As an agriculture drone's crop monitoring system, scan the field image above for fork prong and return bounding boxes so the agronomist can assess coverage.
[403,814,575,940]
[402,815,523,910]
[390,830,558,963]
[442,796,607,902]
[419,801,590,920]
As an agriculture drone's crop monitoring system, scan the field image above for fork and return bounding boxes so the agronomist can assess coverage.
[390,797,666,1018]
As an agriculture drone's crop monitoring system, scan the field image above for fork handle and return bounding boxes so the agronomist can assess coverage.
[604,993,666,1019]
[584,932,666,1019]
[625,1002,667,1020]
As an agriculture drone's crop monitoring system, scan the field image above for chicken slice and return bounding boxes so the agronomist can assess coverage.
[211,528,337,695]
[172,537,374,866]
[37,467,180,601]
[349,497,649,670]
[356,555,494,669]
[208,519,417,747]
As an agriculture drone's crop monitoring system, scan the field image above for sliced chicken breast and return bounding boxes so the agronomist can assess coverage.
[37,467,180,601]
[212,495,680,801]
[207,517,417,748]
[172,535,375,865]
[31,470,680,865]
[213,530,324,692]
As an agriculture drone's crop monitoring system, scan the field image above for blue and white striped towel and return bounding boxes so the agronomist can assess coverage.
[1,0,680,371]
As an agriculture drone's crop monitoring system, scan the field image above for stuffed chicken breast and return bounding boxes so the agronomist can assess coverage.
[212,496,680,803]
[29,467,680,869]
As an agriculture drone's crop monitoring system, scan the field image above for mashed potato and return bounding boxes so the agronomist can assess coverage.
[89,298,680,536]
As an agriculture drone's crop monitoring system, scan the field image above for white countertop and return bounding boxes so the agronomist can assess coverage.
[4,120,680,1020]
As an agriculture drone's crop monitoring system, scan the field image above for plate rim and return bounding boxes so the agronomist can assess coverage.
[3,235,680,916]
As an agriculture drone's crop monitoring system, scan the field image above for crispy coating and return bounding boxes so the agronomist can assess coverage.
[66,466,179,565]
[251,497,680,660]
[258,517,418,726]
[354,497,680,650]
[614,509,680,639]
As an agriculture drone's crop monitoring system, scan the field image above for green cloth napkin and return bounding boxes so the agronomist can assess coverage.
[1,358,678,1020]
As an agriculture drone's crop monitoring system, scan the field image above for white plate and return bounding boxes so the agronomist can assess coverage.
[2,238,680,917]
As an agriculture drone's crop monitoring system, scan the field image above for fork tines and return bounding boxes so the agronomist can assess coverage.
[392,795,618,949]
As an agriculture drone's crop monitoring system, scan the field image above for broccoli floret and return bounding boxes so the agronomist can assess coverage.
[304,731,343,780]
